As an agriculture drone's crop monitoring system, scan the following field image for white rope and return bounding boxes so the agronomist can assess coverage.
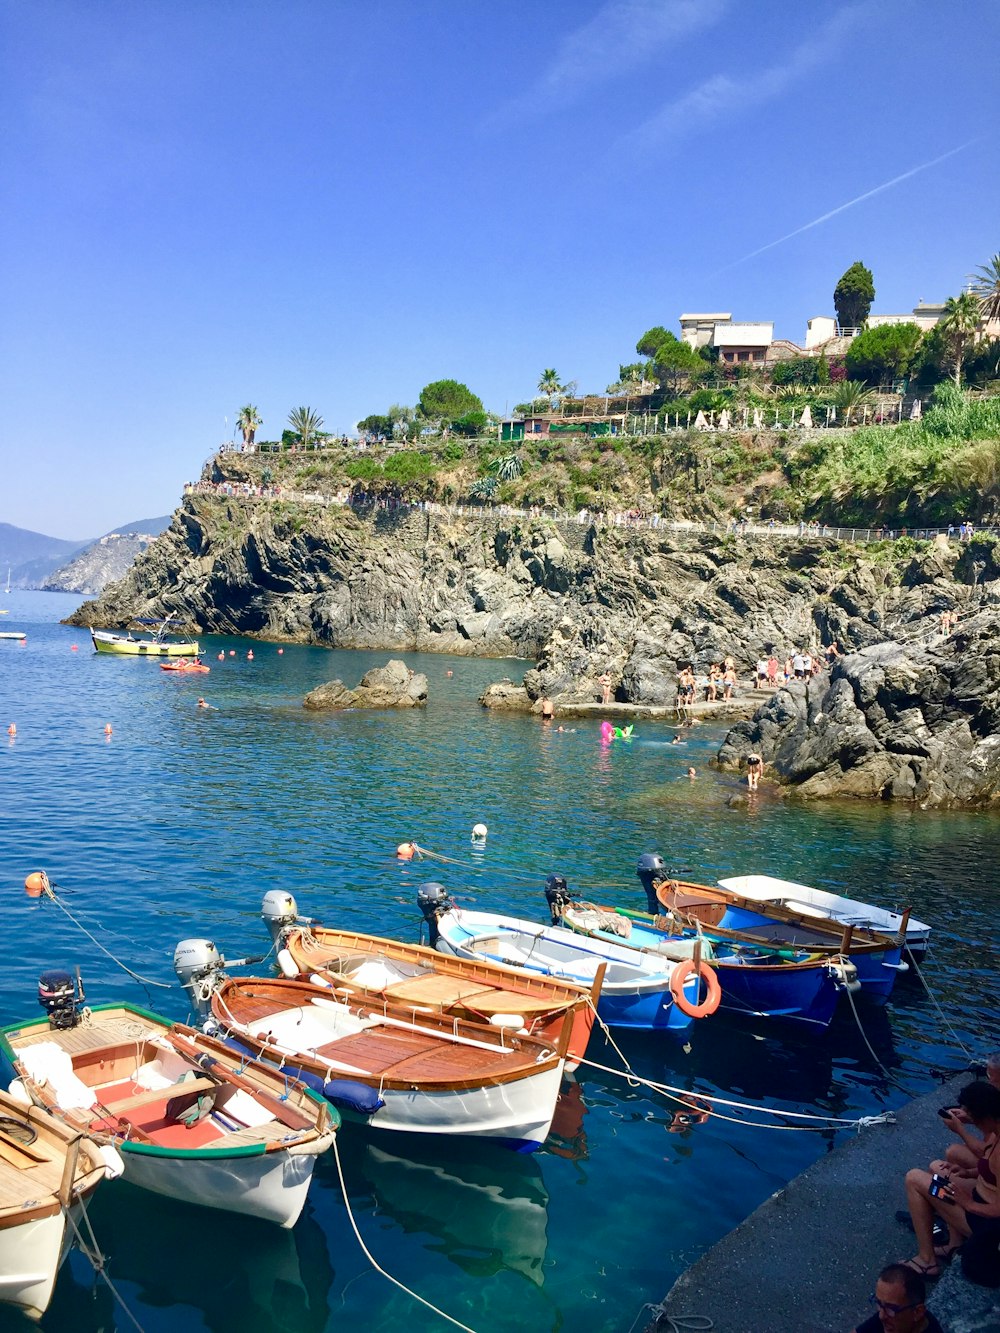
[44,887,172,988]
[583,1004,895,1132]
[905,944,973,1057]
[62,1194,146,1332]
[332,1135,478,1332]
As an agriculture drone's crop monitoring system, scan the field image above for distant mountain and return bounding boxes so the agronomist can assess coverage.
[42,515,173,595]
[0,522,92,589]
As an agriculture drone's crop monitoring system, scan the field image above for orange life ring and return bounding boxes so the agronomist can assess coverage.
[670,958,722,1018]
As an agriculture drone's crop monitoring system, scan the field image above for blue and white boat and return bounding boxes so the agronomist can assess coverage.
[636,858,908,1000]
[716,873,930,957]
[417,885,701,1032]
[559,904,857,1031]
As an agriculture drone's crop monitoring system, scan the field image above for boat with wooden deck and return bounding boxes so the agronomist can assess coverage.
[0,1088,107,1321]
[0,976,337,1228]
[635,858,907,999]
[199,970,571,1152]
[261,890,597,1070]
[418,883,703,1031]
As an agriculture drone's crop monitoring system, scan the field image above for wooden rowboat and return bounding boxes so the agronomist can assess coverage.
[649,877,907,998]
[271,915,597,1071]
[0,1089,107,1320]
[0,1003,337,1228]
[210,976,572,1152]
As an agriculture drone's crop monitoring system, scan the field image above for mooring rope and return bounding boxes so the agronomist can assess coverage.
[42,883,172,988]
[62,1193,146,1332]
[628,1304,714,1333]
[331,1135,478,1332]
[582,1004,896,1133]
[904,943,973,1058]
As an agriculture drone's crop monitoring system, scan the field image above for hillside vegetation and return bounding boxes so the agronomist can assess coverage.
[211,384,1000,527]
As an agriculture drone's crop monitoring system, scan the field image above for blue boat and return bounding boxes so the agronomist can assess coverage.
[417,885,701,1032]
[559,902,856,1031]
[635,857,906,1001]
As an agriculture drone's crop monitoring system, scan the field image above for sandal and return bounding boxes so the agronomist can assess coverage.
[934,1240,963,1263]
[901,1257,941,1280]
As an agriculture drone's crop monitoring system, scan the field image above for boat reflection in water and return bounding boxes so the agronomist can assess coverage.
[359,1136,551,1286]
[46,1177,334,1333]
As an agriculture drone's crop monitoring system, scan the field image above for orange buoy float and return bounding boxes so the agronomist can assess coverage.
[396,842,416,861]
[669,958,722,1019]
[217,652,225,661]
[71,644,78,651]
[278,648,284,655]
[229,650,236,657]
[247,650,254,660]
[6,723,15,737]
[24,870,50,898]
[104,724,113,736]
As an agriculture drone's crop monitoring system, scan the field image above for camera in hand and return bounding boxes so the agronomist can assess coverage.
[929,1172,951,1198]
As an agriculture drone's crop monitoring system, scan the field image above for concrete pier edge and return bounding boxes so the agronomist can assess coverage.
[646,1074,1000,1333]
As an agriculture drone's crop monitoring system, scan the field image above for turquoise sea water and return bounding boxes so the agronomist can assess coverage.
[1,591,997,1333]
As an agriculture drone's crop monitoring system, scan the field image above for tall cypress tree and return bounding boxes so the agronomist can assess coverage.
[834,262,875,330]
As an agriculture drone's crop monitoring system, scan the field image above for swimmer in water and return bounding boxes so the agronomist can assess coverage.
[687,767,697,779]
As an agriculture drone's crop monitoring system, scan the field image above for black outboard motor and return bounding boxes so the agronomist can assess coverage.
[417,882,454,947]
[544,873,574,924]
[636,853,666,914]
[38,970,79,1030]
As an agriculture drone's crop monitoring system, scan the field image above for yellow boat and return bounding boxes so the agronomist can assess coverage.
[91,617,199,657]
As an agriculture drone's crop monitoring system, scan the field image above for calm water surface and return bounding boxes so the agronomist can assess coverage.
[0,592,997,1332]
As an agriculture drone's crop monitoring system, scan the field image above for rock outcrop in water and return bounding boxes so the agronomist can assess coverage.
[303,659,428,711]
[717,603,1000,807]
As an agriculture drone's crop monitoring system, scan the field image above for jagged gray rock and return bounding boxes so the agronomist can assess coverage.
[717,607,1000,807]
[303,660,428,710]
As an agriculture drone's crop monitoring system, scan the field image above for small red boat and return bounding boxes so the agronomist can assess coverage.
[160,658,210,674]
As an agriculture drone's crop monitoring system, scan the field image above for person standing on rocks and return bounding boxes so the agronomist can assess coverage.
[598,672,612,705]
[745,752,763,791]
[540,696,554,722]
[722,662,737,701]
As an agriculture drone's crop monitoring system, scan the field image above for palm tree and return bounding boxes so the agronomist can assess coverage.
[236,404,262,449]
[970,254,1000,326]
[537,369,562,404]
[287,406,324,449]
[940,293,982,385]
[830,380,876,426]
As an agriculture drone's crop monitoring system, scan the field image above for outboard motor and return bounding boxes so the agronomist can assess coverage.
[544,873,574,924]
[417,882,454,947]
[173,939,227,1019]
[38,970,79,1030]
[636,852,666,914]
[261,890,300,946]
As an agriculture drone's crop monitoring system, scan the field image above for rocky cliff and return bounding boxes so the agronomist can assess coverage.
[67,492,992,715]
[43,529,163,595]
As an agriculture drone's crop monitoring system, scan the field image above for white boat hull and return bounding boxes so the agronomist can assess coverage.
[345,1060,564,1149]
[0,1202,81,1321]
[718,874,931,953]
[120,1135,330,1229]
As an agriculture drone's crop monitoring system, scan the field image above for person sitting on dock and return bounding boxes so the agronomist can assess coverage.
[850,1263,943,1333]
[900,1080,1000,1278]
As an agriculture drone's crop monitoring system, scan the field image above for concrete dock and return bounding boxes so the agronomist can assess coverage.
[646,1076,1000,1333]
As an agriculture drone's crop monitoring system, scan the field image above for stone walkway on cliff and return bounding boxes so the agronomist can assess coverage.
[645,1074,999,1333]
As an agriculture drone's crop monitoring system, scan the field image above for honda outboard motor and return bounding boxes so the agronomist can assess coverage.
[261,890,300,946]
[544,873,574,924]
[636,852,666,914]
[38,970,79,1030]
[173,939,227,1019]
[417,882,453,947]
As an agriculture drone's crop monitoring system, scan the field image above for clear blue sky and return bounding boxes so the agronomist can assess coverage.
[2,0,998,538]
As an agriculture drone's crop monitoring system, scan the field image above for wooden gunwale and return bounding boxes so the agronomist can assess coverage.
[214,978,562,1094]
[653,879,894,956]
[0,1090,104,1229]
[565,913,837,974]
[288,927,590,1006]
